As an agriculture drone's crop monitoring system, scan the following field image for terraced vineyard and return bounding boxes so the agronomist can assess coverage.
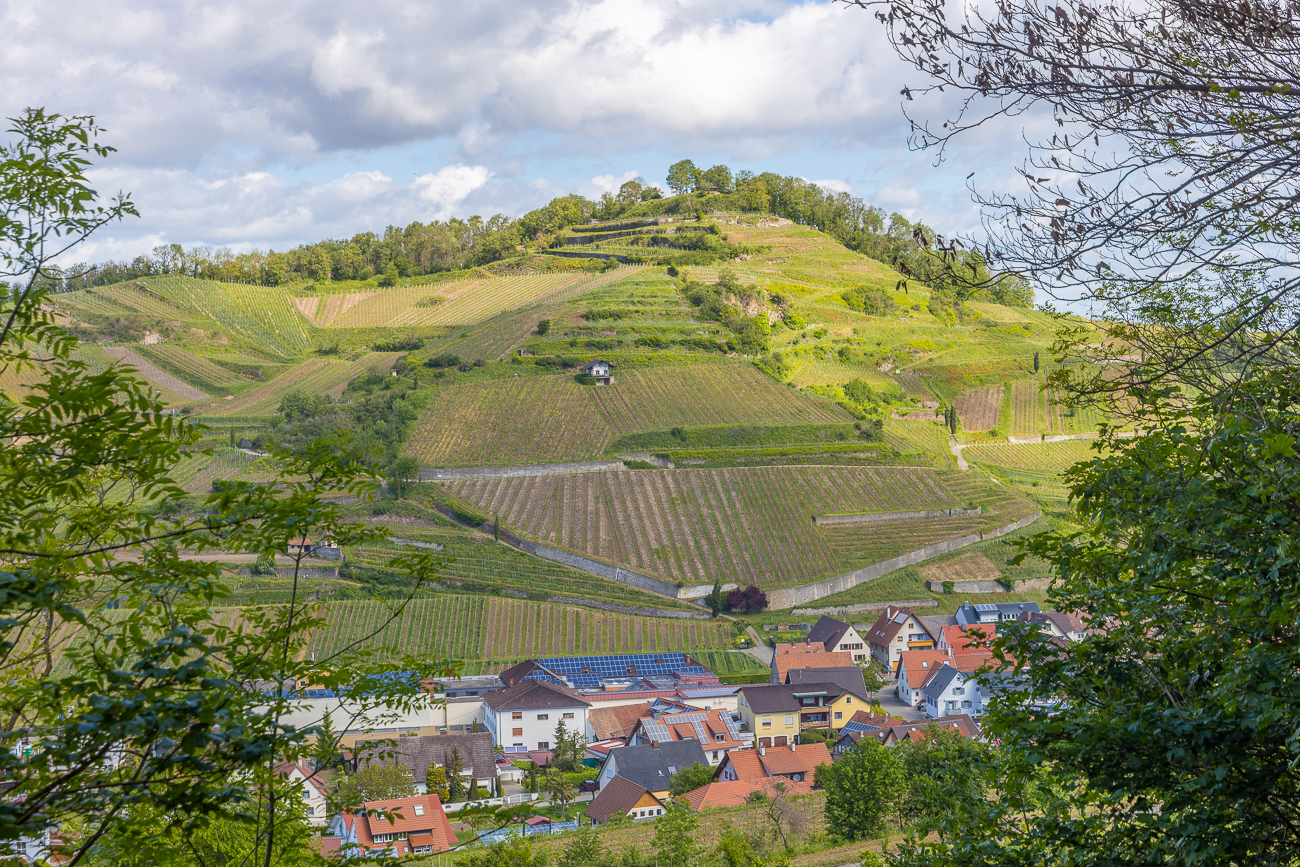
[1009,378,1047,436]
[591,363,849,431]
[170,449,259,493]
[964,439,1103,471]
[405,364,850,467]
[441,466,1034,588]
[884,418,949,462]
[103,347,210,400]
[313,271,627,329]
[955,385,1004,432]
[135,345,248,391]
[160,279,319,357]
[202,353,399,416]
[307,595,732,661]
[405,375,613,466]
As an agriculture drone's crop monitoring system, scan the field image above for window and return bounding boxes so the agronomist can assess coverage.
[953,687,965,695]
[537,714,549,720]
[784,715,794,726]
[962,700,972,708]
[413,804,424,816]
[834,711,843,720]
[538,741,550,750]
[512,712,523,720]
[715,734,725,743]
[563,712,574,719]
[846,696,852,704]
[712,751,719,760]
[512,728,523,737]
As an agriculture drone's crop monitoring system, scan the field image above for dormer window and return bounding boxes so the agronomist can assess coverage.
[413,804,424,816]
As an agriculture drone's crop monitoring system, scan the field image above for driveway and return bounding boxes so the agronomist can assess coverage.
[876,685,927,722]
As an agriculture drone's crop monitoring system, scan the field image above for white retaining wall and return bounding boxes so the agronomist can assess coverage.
[766,511,1043,610]
[812,507,982,527]
[790,599,939,618]
[421,461,624,481]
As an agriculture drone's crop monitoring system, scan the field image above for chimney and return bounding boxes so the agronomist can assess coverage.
[790,743,797,753]
[759,746,765,756]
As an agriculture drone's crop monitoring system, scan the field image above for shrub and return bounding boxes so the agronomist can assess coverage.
[726,585,767,613]
[425,353,461,369]
[371,335,423,352]
[536,318,551,335]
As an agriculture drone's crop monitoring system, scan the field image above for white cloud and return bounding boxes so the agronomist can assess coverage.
[809,178,854,195]
[5,0,1038,257]
[589,170,641,196]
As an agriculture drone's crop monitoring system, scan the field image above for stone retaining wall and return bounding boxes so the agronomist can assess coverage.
[1007,433,1098,444]
[679,582,738,600]
[812,507,982,526]
[791,599,938,618]
[388,537,444,551]
[421,460,624,481]
[615,453,675,468]
[547,595,708,619]
[1010,576,1053,591]
[766,511,1043,610]
[432,505,684,599]
[496,527,681,597]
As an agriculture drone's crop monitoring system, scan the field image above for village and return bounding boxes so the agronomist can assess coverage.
[281,604,1083,859]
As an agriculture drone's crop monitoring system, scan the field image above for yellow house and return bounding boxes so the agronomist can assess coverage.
[738,685,801,747]
[784,666,871,730]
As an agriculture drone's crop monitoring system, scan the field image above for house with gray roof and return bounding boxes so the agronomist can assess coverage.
[805,615,870,661]
[955,601,1040,627]
[786,665,868,700]
[595,740,708,797]
[354,732,496,792]
[923,663,982,719]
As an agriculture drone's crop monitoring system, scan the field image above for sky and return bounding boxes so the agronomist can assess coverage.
[0,0,1036,263]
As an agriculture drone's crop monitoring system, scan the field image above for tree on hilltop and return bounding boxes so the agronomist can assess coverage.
[666,159,699,195]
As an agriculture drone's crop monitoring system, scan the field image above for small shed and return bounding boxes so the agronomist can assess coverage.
[579,359,614,385]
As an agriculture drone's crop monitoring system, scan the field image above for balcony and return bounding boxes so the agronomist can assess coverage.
[908,640,935,648]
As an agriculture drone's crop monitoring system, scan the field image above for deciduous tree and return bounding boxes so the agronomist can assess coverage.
[0,108,451,866]
[815,738,903,840]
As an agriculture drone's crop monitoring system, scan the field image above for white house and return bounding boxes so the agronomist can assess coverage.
[805,615,870,661]
[481,680,591,753]
[955,601,1039,626]
[922,664,983,718]
[579,359,613,385]
[896,650,952,707]
[275,760,330,827]
[865,605,937,673]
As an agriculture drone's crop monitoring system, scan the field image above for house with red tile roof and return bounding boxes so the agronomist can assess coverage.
[586,702,652,741]
[715,742,832,785]
[629,706,745,766]
[937,624,997,655]
[273,760,331,827]
[769,642,854,684]
[683,777,814,810]
[329,793,455,858]
[896,649,955,707]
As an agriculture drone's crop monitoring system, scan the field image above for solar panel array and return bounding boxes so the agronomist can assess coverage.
[521,652,713,690]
